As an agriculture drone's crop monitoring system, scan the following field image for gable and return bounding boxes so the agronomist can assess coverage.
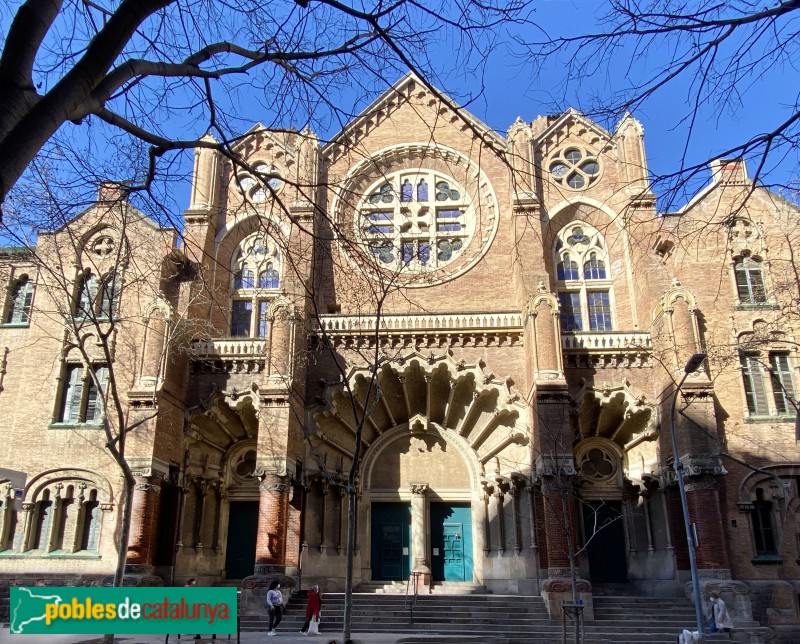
[322,72,506,165]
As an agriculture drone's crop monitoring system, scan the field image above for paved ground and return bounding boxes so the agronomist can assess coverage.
[0,630,412,644]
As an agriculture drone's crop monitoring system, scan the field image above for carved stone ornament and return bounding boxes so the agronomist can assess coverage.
[134,483,161,494]
[681,454,728,477]
[410,483,429,495]
[260,482,290,493]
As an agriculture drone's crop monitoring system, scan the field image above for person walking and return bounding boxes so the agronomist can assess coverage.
[266,580,284,636]
[709,591,734,635]
[300,585,321,635]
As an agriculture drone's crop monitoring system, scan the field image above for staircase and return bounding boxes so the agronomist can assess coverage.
[240,591,772,643]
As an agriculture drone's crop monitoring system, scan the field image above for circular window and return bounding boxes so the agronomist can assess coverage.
[357,170,475,274]
[549,148,601,190]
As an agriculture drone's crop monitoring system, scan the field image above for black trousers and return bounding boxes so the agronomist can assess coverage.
[268,606,283,631]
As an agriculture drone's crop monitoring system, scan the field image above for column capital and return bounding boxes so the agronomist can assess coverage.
[410,483,429,495]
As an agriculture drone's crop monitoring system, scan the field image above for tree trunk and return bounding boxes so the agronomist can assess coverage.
[342,485,356,641]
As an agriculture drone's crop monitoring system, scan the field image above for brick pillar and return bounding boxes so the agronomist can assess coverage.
[530,290,562,380]
[254,474,290,574]
[126,476,162,569]
[541,477,576,573]
[686,478,729,569]
[670,296,698,370]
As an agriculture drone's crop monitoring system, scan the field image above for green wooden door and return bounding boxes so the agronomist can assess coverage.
[431,503,473,582]
[371,503,411,580]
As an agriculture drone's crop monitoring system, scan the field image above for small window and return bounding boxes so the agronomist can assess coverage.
[58,364,108,424]
[31,490,53,551]
[769,353,795,415]
[6,275,34,324]
[584,253,606,280]
[549,148,601,190]
[735,256,767,304]
[741,355,769,415]
[231,301,253,337]
[400,179,412,202]
[258,301,269,338]
[76,273,98,316]
[98,273,119,318]
[559,292,583,332]
[587,291,612,331]
[557,254,580,281]
[77,490,100,551]
[234,266,255,290]
[259,265,279,289]
[752,488,778,557]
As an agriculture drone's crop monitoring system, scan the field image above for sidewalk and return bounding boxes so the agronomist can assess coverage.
[0,630,410,643]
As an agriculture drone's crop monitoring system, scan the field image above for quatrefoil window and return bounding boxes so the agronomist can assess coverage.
[549,148,601,190]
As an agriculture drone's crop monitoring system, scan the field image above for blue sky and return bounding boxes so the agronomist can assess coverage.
[3,0,798,237]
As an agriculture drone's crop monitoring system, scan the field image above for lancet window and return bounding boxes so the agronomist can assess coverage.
[554,223,613,332]
[230,234,282,337]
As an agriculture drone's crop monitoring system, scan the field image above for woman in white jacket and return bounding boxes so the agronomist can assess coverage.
[710,591,734,634]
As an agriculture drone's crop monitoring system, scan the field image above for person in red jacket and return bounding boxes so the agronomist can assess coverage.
[300,585,321,635]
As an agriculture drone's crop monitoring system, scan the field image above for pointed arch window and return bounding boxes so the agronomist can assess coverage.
[259,264,279,289]
[6,274,34,324]
[557,254,579,281]
[98,272,120,318]
[76,272,98,316]
[554,224,614,332]
[735,255,767,304]
[57,363,108,424]
[584,253,606,279]
[230,234,281,337]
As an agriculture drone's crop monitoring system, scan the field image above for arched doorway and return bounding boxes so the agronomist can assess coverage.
[308,351,532,588]
[574,383,658,585]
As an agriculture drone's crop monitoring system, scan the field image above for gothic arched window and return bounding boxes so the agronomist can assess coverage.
[76,272,98,316]
[230,235,281,337]
[98,272,120,318]
[554,224,613,332]
[6,274,34,324]
[735,255,767,304]
[751,488,778,559]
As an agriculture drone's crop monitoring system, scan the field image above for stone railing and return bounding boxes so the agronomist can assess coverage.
[316,311,523,333]
[561,331,651,352]
[190,338,269,359]
[314,312,524,348]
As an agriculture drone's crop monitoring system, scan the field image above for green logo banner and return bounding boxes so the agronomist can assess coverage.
[9,587,238,635]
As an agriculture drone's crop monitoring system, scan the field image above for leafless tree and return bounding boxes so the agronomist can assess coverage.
[0,0,532,216]
[517,0,800,209]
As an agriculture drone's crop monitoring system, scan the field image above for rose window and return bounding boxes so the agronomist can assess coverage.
[358,171,474,272]
[549,148,601,190]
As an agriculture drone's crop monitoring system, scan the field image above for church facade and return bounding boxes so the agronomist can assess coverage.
[1,74,799,632]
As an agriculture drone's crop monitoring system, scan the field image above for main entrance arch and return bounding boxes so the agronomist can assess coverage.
[308,350,531,588]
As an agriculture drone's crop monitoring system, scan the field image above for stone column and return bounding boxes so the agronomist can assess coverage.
[254,474,290,574]
[410,483,431,591]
